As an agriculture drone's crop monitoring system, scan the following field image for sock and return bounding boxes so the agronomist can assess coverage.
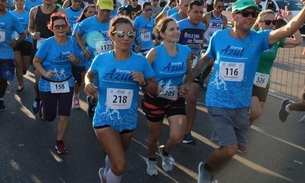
[162,147,169,156]
[204,162,212,172]
[285,104,291,113]
[106,169,122,183]
[105,155,112,175]
[74,93,79,99]
[148,157,156,161]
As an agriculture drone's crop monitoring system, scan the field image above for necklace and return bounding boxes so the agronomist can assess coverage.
[234,30,253,47]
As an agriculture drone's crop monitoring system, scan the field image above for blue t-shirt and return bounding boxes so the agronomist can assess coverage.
[25,0,42,11]
[133,14,155,51]
[170,12,183,22]
[78,15,112,62]
[167,7,178,16]
[0,11,24,60]
[10,10,32,43]
[36,36,80,92]
[90,50,155,130]
[65,7,83,31]
[178,18,205,56]
[153,44,191,86]
[205,29,271,108]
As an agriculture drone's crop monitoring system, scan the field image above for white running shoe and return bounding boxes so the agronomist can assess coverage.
[146,159,158,176]
[98,167,106,183]
[158,145,175,172]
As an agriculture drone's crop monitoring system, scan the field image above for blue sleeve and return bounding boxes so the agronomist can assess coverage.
[35,39,50,60]
[142,57,155,79]
[13,16,24,34]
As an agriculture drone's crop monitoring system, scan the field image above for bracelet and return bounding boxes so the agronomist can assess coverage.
[141,79,148,87]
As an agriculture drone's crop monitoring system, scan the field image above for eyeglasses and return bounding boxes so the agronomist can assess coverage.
[260,20,277,25]
[217,5,224,9]
[145,8,152,11]
[112,30,136,39]
[234,10,259,18]
[54,24,67,29]
[132,0,138,1]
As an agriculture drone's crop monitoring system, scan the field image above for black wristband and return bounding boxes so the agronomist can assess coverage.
[141,79,148,87]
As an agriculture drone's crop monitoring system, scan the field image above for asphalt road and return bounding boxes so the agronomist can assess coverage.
[1,68,305,183]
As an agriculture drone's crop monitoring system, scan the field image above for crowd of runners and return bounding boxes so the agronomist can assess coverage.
[1,0,305,182]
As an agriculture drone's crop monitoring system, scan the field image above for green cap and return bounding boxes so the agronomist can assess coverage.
[232,0,260,13]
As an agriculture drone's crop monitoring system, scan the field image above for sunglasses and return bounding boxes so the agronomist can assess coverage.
[112,30,136,39]
[145,8,152,11]
[54,24,67,29]
[234,10,259,18]
[260,20,277,25]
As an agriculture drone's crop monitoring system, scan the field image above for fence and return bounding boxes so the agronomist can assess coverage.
[269,38,305,102]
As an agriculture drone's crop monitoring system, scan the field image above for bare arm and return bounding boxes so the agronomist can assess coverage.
[155,11,167,25]
[28,7,40,40]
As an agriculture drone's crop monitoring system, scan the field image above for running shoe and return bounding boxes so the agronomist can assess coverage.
[98,167,107,183]
[32,98,41,114]
[16,86,25,94]
[237,144,248,154]
[0,100,7,112]
[73,97,80,109]
[146,159,158,176]
[197,161,213,183]
[158,145,175,172]
[55,140,68,154]
[279,99,291,122]
[183,133,195,144]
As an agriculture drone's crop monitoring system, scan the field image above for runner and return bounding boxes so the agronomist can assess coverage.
[84,15,157,183]
[75,0,113,118]
[0,0,25,111]
[142,17,192,176]
[11,0,33,94]
[28,0,65,114]
[177,0,205,144]
[32,13,80,154]
[180,0,305,182]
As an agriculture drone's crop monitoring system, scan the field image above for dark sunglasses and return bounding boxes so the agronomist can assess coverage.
[234,10,259,18]
[54,24,67,29]
[153,0,158,1]
[260,20,277,25]
[112,30,136,39]
[145,8,152,11]
[132,0,138,1]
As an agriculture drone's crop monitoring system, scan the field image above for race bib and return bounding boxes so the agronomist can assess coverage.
[106,88,133,109]
[0,31,5,42]
[36,38,46,49]
[96,40,113,54]
[253,72,269,88]
[158,86,179,100]
[219,61,245,82]
[140,32,151,41]
[50,81,70,93]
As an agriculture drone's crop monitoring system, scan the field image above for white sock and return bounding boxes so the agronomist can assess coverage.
[74,93,79,99]
[285,104,291,113]
[105,155,112,174]
[106,169,122,183]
